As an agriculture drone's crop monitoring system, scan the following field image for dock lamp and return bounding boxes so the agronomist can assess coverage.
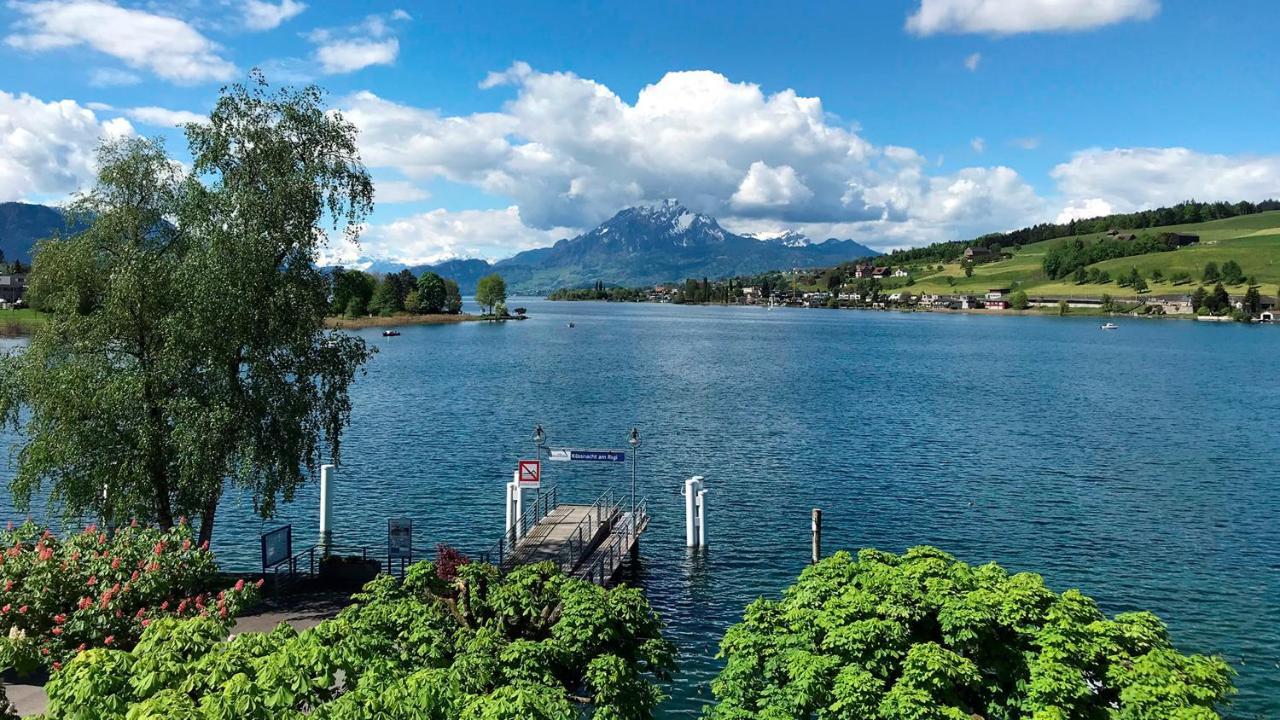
[533,425,545,456]
[628,428,641,518]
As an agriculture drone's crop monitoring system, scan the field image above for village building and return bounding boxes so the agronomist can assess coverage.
[963,246,993,263]
[891,268,909,277]
[0,273,27,305]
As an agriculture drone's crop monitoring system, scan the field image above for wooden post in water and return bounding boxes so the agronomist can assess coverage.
[811,509,822,564]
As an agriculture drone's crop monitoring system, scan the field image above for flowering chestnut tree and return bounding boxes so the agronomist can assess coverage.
[0,520,260,673]
[38,560,676,719]
[708,546,1235,720]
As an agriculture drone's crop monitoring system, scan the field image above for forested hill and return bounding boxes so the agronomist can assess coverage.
[870,199,1280,267]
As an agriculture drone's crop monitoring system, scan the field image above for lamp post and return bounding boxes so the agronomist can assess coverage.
[628,428,640,519]
[533,425,545,498]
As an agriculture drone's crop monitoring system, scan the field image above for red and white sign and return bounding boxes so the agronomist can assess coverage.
[517,460,541,488]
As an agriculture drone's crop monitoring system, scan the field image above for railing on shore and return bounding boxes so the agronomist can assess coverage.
[549,487,620,573]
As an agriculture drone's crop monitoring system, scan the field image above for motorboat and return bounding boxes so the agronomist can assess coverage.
[1100,323,1118,330]
[566,322,575,328]
[382,330,401,337]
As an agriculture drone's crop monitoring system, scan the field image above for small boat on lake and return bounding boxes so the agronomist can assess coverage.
[382,330,401,337]
[567,322,575,328]
[1101,323,1118,330]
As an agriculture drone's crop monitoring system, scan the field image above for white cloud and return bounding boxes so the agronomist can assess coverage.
[5,0,237,84]
[906,0,1159,36]
[1055,197,1114,223]
[1052,147,1280,215]
[970,137,986,153]
[315,38,398,74]
[243,0,306,31]
[340,64,1056,257]
[0,90,134,203]
[307,11,407,74]
[964,52,981,71]
[1011,136,1041,150]
[373,179,430,204]
[119,106,206,127]
[87,67,140,87]
[731,162,814,209]
[323,206,572,267]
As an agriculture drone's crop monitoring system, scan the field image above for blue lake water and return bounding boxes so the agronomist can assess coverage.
[3,299,1279,718]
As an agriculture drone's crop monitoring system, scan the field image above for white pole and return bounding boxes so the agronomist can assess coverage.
[319,464,334,553]
[696,486,707,547]
[685,476,704,547]
[507,472,524,540]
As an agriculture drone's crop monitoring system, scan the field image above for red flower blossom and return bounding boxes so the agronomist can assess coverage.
[52,661,61,671]
[111,557,121,570]
[130,571,139,582]
[17,605,26,614]
[0,604,8,614]
[255,578,264,588]
[141,618,150,627]
[3,580,11,591]
[51,627,62,636]
[153,542,164,555]
[199,540,209,551]
[54,614,66,624]
[103,635,114,646]
[77,643,86,651]
[234,579,245,592]
[87,576,97,586]
[40,647,48,655]
[78,597,92,610]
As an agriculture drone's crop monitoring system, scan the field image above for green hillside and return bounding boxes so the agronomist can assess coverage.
[903,212,1280,298]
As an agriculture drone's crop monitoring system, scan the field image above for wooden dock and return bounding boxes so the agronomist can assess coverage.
[480,487,649,585]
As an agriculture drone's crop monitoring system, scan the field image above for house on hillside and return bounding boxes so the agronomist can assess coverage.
[852,264,874,278]
[1115,232,1137,241]
[892,268,909,277]
[871,266,890,279]
[963,246,993,263]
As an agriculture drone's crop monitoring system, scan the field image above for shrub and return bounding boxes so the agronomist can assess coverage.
[0,521,260,673]
[38,561,676,720]
[707,547,1234,719]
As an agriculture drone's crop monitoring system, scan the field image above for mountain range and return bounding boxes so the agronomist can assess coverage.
[0,200,880,292]
[402,200,879,292]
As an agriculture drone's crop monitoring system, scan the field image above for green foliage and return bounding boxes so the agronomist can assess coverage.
[1042,234,1178,280]
[443,279,463,314]
[1202,261,1220,283]
[706,547,1234,720]
[475,274,507,315]
[330,268,375,317]
[1009,291,1029,310]
[416,272,447,314]
[0,74,374,543]
[1220,260,1245,285]
[37,561,675,720]
[369,278,402,316]
[0,521,259,673]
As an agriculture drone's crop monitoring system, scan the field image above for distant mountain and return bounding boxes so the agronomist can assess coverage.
[414,200,880,293]
[0,202,80,265]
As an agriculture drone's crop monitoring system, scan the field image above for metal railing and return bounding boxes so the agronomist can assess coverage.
[576,498,648,586]
[549,487,620,573]
[478,485,559,567]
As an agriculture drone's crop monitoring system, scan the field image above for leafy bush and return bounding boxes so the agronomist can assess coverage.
[36,560,676,720]
[707,547,1234,719]
[0,521,260,673]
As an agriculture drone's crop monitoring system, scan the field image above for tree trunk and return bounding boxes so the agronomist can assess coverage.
[198,495,218,547]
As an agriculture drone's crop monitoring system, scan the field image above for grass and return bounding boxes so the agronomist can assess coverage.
[904,211,1280,298]
[0,307,47,336]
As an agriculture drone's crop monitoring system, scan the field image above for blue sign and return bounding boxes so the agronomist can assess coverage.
[261,525,292,570]
[549,448,626,462]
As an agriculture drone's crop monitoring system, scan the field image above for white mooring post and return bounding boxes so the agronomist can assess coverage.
[684,476,707,547]
[319,464,335,553]
[506,472,524,540]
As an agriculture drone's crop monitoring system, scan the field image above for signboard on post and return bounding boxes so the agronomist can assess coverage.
[261,525,292,571]
[518,460,541,489]
[548,448,626,463]
[388,518,413,560]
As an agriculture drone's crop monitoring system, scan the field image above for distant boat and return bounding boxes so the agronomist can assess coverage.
[382,330,401,337]
[567,322,575,328]
[1101,323,1118,330]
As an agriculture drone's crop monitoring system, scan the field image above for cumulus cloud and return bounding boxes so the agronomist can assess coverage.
[0,90,133,202]
[373,179,430,204]
[87,67,140,87]
[1055,197,1114,223]
[5,0,237,84]
[307,10,407,74]
[970,137,986,153]
[964,52,981,71]
[906,0,1159,36]
[342,64,1059,257]
[323,206,573,267]
[243,0,306,31]
[1052,147,1280,216]
[104,105,206,127]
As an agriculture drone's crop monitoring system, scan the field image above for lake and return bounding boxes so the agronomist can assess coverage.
[3,299,1279,718]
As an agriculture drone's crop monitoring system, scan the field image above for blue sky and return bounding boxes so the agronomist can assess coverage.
[2,0,1279,264]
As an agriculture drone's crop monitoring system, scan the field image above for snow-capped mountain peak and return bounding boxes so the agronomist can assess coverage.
[742,229,813,247]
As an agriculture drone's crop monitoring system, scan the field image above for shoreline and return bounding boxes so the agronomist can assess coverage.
[324,313,486,329]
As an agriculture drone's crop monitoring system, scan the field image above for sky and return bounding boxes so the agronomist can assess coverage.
[2,0,1280,265]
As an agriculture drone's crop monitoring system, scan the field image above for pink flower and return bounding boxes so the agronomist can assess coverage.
[51,627,62,636]
[153,542,164,555]
[17,605,26,614]
[255,578,264,588]
[110,557,121,570]
[3,580,11,591]
[141,618,150,627]
[78,596,93,610]
[86,576,97,587]
[40,647,48,655]
[103,635,114,646]
[76,643,86,651]
[234,579,245,592]
[0,604,9,614]
[130,571,139,582]
[53,614,66,624]
[199,541,209,551]
[52,661,61,671]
